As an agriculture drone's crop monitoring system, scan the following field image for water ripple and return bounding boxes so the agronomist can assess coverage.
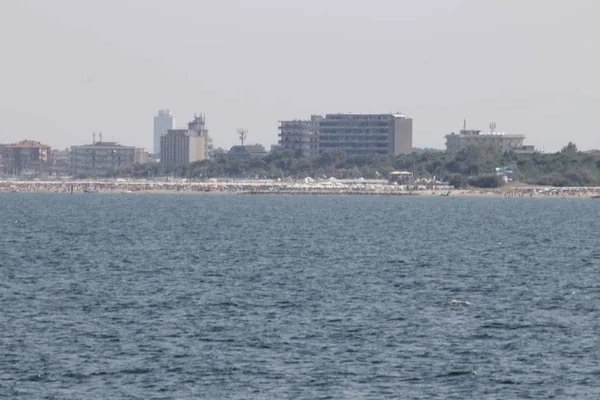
[1,194,600,398]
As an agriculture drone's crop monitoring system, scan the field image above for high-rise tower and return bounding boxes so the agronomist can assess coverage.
[153,109,175,155]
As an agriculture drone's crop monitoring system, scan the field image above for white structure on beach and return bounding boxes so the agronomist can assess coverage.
[153,109,175,155]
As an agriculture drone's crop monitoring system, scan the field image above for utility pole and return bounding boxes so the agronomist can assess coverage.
[237,129,248,147]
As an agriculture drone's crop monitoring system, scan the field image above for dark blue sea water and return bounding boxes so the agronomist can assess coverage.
[1,193,600,399]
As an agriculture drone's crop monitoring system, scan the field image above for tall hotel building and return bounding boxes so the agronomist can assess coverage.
[278,113,412,157]
[153,109,175,155]
[318,113,412,157]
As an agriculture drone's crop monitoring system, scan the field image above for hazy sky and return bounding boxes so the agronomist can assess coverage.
[1,0,598,152]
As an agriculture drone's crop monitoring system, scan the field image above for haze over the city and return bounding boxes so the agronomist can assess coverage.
[1,0,598,152]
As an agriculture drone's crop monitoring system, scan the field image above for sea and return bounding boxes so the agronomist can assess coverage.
[1,193,600,399]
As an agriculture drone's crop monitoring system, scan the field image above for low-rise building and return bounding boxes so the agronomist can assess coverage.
[71,141,136,177]
[445,122,534,154]
[583,150,600,158]
[510,145,536,154]
[3,140,52,177]
[228,144,267,159]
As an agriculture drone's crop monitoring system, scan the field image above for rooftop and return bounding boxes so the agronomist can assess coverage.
[7,140,51,149]
[228,144,267,154]
[324,112,409,119]
[446,130,525,139]
[74,141,135,149]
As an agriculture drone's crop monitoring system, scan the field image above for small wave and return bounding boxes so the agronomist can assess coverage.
[481,321,534,330]
[118,368,152,375]
[448,299,471,306]
[495,378,519,385]
[438,370,477,378]
[387,259,407,264]
[25,373,48,382]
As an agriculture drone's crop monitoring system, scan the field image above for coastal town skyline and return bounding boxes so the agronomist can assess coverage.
[2,1,599,152]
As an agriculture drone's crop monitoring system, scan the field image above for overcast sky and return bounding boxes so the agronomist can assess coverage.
[1,0,598,152]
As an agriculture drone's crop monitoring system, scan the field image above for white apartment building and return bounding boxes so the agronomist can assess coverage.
[445,125,532,154]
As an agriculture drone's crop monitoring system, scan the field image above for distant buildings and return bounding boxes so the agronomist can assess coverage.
[161,114,213,170]
[278,116,322,157]
[228,144,267,159]
[319,113,413,157]
[135,148,149,164]
[3,140,51,177]
[583,149,600,158]
[71,138,136,177]
[51,148,71,176]
[445,121,535,154]
[161,129,195,170]
[153,109,175,155]
[278,113,413,157]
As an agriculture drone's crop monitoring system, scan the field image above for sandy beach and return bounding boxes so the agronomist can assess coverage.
[1,179,599,198]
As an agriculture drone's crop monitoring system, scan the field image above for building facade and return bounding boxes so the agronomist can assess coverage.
[161,129,190,170]
[51,148,71,176]
[160,114,212,170]
[71,141,136,177]
[445,128,529,154]
[318,113,413,157]
[278,115,322,157]
[3,140,51,177]
[153,109,175,155]
[135,148,149,164]
[187,114,212,160]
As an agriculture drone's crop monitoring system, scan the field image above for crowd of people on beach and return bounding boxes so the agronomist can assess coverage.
[1,179,600,198]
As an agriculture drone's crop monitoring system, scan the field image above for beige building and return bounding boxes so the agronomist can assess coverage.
[71,141,135,177]
[160,114,211,170]
[318,113,413,157]
[135,148,149,164]
[189,135,207,163]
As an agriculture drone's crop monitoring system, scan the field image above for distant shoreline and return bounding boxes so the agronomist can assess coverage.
[0,180,599,199]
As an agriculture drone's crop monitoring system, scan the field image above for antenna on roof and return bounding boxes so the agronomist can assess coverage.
[463,119,467,130]
[490,122,496,133]
[99,132,103,143]
[93,132,96,144]
[237,128,247,146]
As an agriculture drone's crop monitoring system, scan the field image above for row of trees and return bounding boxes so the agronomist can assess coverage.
[115,142,600,188]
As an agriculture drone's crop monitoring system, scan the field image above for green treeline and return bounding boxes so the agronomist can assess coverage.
[118,142,600,188]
